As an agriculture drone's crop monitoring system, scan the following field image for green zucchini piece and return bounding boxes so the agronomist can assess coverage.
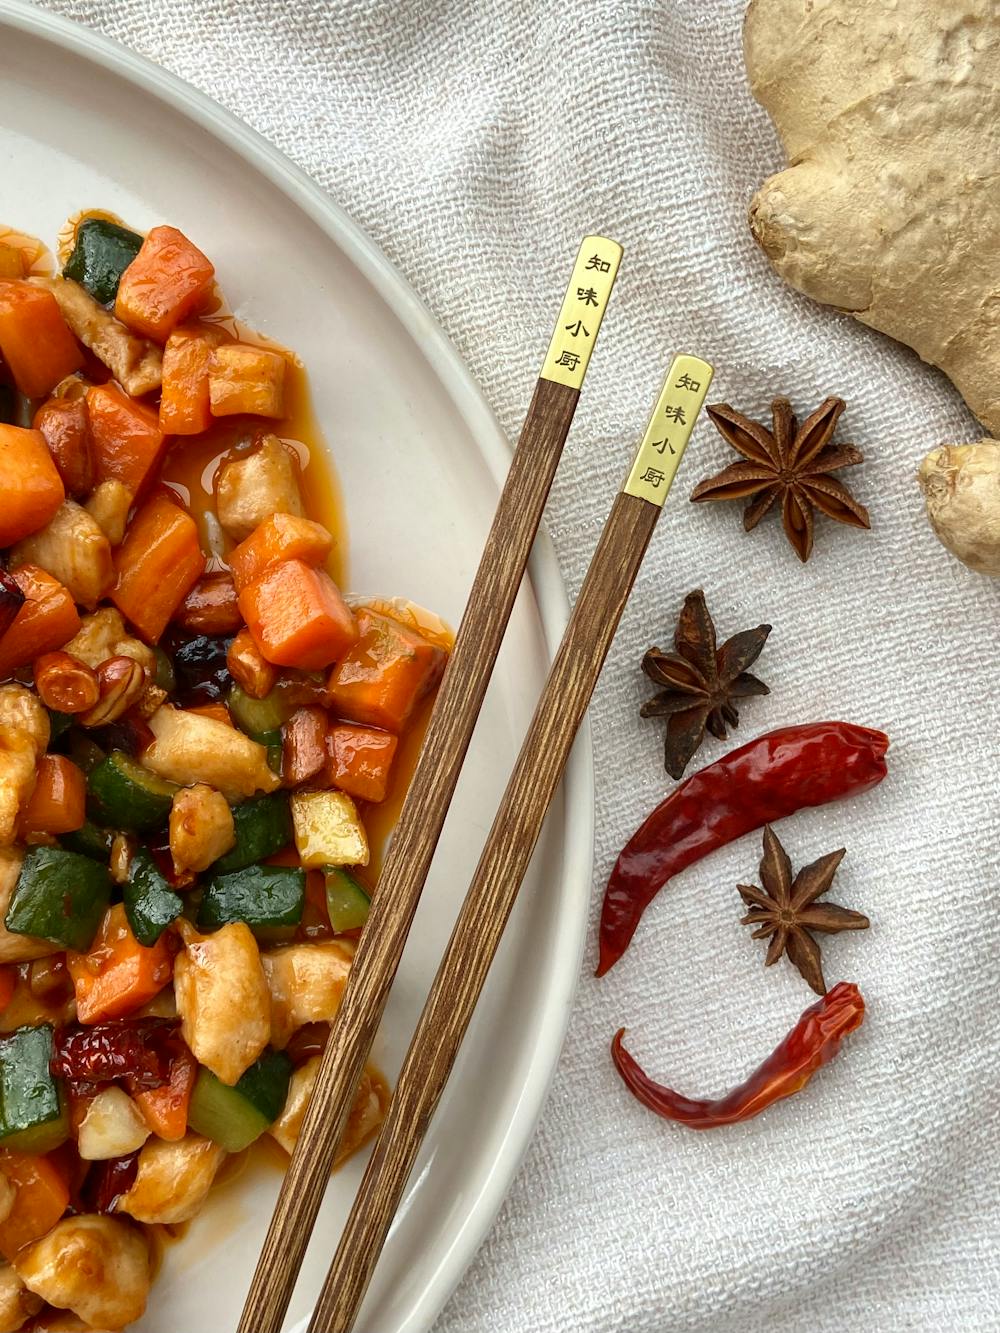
[324,867,371,933]
[63,217,143,305]
[60,819,114,861]
[5,847,110,951]
[256,729,283,775]
[87,751,178,833]
[65,729,106,776]
[124,848,183,946]
[46,710,73,743]
[227,685,296,738]
[153,647,176,694]
[211,793,291,873]
[187,1049,293,1152]
[198,864,304,931]
[0,1026,67,1153]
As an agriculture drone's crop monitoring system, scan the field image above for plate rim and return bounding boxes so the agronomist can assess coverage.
[0,3,597,1329]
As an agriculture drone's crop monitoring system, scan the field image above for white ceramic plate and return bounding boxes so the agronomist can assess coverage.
[0,4,595,1329]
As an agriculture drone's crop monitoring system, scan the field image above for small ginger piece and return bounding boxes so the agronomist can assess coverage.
[918,438,1000,575]
[169,783,235,875]
[745,0,1000,435]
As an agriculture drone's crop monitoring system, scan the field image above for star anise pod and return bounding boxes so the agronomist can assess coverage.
[641,589,771,780]
[738,826,870,995]
[690,396,870,562]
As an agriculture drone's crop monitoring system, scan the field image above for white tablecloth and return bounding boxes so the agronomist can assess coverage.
[34,1,1000,1328]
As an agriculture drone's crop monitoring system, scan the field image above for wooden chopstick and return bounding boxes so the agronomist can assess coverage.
[308,353,714,1332]
[239,236,623,1333]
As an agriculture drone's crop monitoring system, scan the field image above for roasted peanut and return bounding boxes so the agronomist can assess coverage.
[227,628,276,699]
[32,398,94,498]
[33,651,100,715]
[282,706,327,786]
[80,656,147,727]
[173,573,242,635]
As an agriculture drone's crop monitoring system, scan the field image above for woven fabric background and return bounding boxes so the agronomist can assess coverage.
[31,1,1000,1328]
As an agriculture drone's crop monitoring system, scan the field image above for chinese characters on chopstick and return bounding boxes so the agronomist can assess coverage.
[623,357,711,505]
[540,240,622,390]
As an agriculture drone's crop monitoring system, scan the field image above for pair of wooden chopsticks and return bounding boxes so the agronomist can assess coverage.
[240,238,712,1333]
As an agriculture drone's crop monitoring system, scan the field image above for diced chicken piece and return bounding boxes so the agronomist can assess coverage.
[215,435,303,542]
[11,500,113,610]
[77,1087,150,1161]
[144,706,279,801]
[290,790,369,869]
[0,685,50,754]
[117,1133,225,1226]
[0,1263,42,1333]
[262,940,355,1050]
[169,784,235,875]
[15,1215,150,1331]
[174,922,270,1084]
[85,479,133,547]
[0,848,54,963]
[62,606,156,677]
[39,276,162,397]
[0,686,49,847]
[269,1056,386,1165]
[208,343,287,418]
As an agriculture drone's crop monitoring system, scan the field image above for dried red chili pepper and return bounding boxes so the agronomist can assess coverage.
[80,1151,141,1214]
[612,980,865,1128]
[51,1017,181,1094]
[598,722,888,975]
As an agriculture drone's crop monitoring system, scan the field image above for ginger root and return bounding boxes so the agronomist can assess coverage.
[918,439,1000,575]
[745,1,1000,434]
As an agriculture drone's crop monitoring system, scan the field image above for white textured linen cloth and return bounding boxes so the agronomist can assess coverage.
[32,1,1000,1329]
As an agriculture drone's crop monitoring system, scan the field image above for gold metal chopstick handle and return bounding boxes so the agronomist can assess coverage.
[540,235,622,388]
[624,353,713,504]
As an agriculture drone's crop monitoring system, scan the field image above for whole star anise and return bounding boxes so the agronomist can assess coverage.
[690,396,870,562]
[738,826,870,995]
[641,589,771,780]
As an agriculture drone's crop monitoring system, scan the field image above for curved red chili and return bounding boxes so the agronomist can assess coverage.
[612,980,865,1129]
[598,722,888,976]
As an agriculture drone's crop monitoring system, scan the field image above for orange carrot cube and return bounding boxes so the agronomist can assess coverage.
[19,755,86,836]
[0,565,80,678]
[0,281,82,398]
[115,225,215,341]
[325,723,398,803]
[229,513,333,594]
[67,904,173,1024]
[326,609,446,733]
[87,382,167,498]
[0,424,66,546]
[0,1152,70,1261]
[111,494,206,643]
[130,1048,196,1141]
[208,343,287,418]
[159,323,226,434]
[239,559,357,670]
